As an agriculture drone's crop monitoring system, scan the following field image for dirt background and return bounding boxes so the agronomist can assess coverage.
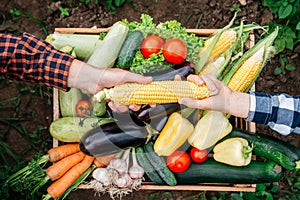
[0,0,300,199]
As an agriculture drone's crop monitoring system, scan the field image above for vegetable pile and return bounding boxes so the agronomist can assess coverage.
[5,13,300,200]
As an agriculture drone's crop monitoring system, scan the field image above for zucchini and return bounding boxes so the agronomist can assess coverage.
[224,128,300,171]
[59,88,83,117]
[50,117,112,142]
[143,142,177,186]
[135,147,165,185]
[131,63,172,75]
[92,101,106,117]
[117,30,144,69]
[87,21,129,69]
[47,33,102,60]
[175,158,284,184]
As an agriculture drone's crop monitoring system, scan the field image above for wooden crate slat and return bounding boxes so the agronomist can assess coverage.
[54,27,218,36]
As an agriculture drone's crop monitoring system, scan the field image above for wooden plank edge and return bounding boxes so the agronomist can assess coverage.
[77,183,256,192]
[52,88,59,148]
[54,27,218,36]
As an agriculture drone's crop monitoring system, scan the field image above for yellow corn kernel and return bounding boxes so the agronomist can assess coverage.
[199,30,237,61]
[227,47,265,92]
[109,80,210,105]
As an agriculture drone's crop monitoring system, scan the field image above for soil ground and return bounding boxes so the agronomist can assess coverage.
[0,0,300,199]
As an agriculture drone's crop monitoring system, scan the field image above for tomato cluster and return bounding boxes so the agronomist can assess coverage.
[166,148,208,173]
[140,35,187,64]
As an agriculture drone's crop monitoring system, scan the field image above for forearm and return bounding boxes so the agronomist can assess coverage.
[67,59,105,94]
[226,91,250,118]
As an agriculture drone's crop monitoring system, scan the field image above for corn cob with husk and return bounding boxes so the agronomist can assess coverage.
[198,29,238,78]
[195,12,238,74]
[199,30,237,62]
[198,21,257,79]
[199,56,226,76]
[222,27,278,93]
[227,46,264,92]
[102,80,211,105]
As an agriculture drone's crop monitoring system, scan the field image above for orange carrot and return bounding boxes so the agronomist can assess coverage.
[46,151,85,181]
[47,155,95,199]
[94,153,116,168]
[47,143,80,162]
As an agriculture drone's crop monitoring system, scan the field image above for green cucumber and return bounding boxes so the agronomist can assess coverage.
[135,147,165,185]
[117,30,144,69]
[224,128,300,171]
[175,158,283,184]
[143,142,177,186]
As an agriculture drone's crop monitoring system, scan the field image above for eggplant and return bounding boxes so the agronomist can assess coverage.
[108,107,146,127]
[80,121,148,157]
[150,115,168,132]
[144,62,195,81]
[107,105,174,132]
[129,103,185,122]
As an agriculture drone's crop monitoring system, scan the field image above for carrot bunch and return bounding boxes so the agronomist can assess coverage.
[5,143,95,200]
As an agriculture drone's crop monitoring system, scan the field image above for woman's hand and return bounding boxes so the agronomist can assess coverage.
[179,74,250,118]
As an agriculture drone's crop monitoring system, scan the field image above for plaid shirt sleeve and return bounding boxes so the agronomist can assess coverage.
[0,32,74,91]
[246,91,300,135]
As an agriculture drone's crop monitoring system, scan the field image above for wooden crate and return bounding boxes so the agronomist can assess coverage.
[52,27,256,192]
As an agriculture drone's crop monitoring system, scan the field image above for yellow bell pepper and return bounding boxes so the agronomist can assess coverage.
[154,112,194,156]
[213,137,252,166]
[188,111,232,150]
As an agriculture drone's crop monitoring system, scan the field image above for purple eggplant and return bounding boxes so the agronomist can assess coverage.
[108,107,146,127]
[145,62,195,81]
[129,103,186,122]
[80,120,148,157]
[108,107,169,132]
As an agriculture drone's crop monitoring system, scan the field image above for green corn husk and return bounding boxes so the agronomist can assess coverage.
[222,26,278,92]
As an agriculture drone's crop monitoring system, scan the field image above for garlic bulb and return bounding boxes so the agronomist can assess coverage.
[129,148,144,179]
[115,173,132,188]
[92,168,111,186]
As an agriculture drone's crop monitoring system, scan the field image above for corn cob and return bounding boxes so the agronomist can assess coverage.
[222,27,278,92]
[107,80,210,105]
[199,30,237,62]
[199,56,225,76]
[227,46,265,92]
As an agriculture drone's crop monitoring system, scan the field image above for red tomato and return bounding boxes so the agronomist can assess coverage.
[141,35,164,58]
[75,100,93,117]
[162,38,187,64]
[166,150,191,173]
[190,147,208,163]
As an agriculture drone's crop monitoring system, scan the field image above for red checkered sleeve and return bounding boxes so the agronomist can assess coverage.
[0,32,75,91]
